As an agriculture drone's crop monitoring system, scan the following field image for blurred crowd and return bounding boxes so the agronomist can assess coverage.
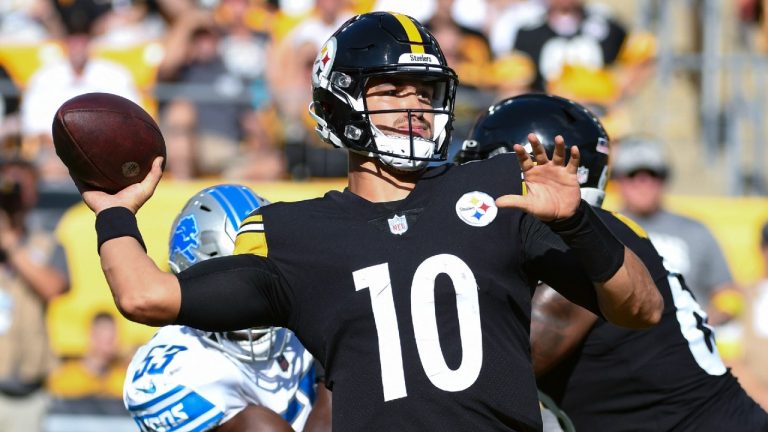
[0,0,670,187]
[0,0,767,430]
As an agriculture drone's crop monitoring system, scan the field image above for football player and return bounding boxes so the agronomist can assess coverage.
[123,184,330,432]
[456,93,768,431]
[82,12,663,431]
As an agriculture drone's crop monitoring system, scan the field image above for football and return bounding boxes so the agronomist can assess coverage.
[52,92,166,194]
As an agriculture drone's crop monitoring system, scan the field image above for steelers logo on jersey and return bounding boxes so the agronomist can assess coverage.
[455,191,498,227]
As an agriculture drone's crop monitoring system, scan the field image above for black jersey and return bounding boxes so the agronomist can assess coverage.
[537,208,768,431]
[223,153,605,431]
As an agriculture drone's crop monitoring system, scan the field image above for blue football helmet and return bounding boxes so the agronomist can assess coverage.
[168,184,288,362]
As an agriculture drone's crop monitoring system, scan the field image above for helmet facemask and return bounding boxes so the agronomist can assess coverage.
[200,327,289,363]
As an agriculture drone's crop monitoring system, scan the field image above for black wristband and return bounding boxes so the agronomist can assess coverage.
[95,207,146,254]
[545,200,624,283]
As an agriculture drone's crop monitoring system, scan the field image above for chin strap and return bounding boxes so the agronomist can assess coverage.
[309,102,344,149]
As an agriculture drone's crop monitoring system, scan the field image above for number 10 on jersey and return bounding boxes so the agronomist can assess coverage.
[353,254,483,401]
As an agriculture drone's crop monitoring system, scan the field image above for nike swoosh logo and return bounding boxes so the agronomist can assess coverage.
[136,382,156,394]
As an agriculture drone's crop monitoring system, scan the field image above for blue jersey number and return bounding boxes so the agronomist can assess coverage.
[133,345,189,382]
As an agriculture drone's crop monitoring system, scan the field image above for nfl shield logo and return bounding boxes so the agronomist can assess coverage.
[577,166,590,185]
[388,215,408,235]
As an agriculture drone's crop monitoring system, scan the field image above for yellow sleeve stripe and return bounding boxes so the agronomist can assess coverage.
[239,221,264,233]
[611,211,649,239]
[234,213,268,257]
[234,231,269,257]
[390,12,426,54]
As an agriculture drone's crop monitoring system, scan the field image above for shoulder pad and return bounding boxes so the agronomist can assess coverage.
[611,211,649,239]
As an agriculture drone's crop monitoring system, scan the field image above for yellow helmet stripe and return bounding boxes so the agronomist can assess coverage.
[390,12,426,54]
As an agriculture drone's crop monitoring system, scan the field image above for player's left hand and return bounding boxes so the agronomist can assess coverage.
[495,133,581,222]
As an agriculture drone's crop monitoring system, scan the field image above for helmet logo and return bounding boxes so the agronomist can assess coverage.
[312,37,337,88]
[455,191,498,227]
[397,53,439,64]
[171,215,200,263]
[577,166,590,185]
[388,214,409,235]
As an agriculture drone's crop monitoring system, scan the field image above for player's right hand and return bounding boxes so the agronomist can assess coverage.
[82,157,164,215]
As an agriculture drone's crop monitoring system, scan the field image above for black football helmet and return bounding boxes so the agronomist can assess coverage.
[456,94,611,207]
[309,12,458,171]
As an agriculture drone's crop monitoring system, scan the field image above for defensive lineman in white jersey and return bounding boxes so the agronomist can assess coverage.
[123,185,322,432]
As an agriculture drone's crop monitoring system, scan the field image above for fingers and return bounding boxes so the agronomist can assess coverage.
[523,134,571,168]
[567,145,580,174]
[495,193,530,212]
[142,157,164,191]
[513,144,535,171]
[129,156,163,210]
[528,133,550,165]
[551,135,566,166]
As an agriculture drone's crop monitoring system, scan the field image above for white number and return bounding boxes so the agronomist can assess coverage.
[668,273,726,375]
[353,254,483,401]
[412,255,483,392]
[353,263,407,401]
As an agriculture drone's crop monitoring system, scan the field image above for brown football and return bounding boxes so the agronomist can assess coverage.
[52,92,166,194]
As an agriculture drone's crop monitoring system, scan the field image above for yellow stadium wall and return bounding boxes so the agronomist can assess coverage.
[603,189,768,285]
[49,179,768,357]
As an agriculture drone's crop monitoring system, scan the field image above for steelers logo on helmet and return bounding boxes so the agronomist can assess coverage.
[311,37,337,90]
[309,12,458,172]
[455,191,498,227]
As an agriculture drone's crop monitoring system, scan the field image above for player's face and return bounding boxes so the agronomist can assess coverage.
[364,76,435,140]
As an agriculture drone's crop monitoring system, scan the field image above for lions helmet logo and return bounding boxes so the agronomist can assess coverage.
[171,215,200,262]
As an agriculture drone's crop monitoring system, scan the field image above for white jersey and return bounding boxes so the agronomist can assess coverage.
[124,326,316,432]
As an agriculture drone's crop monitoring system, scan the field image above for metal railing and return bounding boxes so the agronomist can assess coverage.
[633,0,767,195]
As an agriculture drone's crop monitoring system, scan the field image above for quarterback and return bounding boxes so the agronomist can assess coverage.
[81,12,661,431]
